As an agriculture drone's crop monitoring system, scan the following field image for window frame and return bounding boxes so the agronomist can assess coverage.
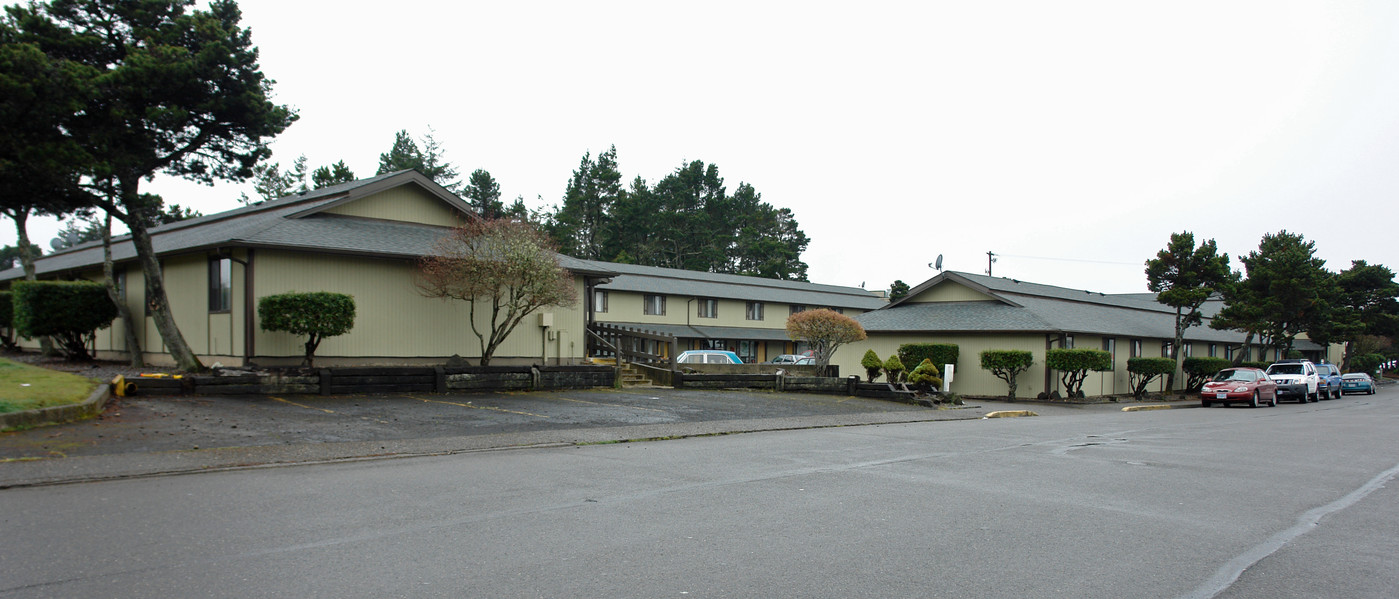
[745,301,764,321]
[697,298,718,319]
[643,294,666,316]
[593,289,608,313]
[208,257,232,313]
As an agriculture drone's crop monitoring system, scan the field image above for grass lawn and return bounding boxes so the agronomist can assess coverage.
[0,358,100,414]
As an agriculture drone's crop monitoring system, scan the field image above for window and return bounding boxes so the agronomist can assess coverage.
[208,257,231,312]
[1102,338,1116,364]
[697,298,718,319]
[1183,343,1193,357]
[643,294,666,316]
[831,307,844,314]
[1209,344,1217,358]
[114,270,126,303]
[1064,335,1074,349]
[746,301,764,321]
[1131,339,1142,358]
[593,290,608,313]
[737,340,758,364]
[789,304,807,315]
[1225,345,1235,360]
[1161,342,1173,358]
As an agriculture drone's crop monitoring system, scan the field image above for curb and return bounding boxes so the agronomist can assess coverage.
[1121,403,1200,412]
[0,381,111,431]
[984,410,1038,418]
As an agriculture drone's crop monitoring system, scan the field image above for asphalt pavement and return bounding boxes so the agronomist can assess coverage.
[0,387,1103,488]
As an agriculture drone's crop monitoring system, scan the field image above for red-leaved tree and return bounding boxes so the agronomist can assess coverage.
[785,308,866,369]
[416,219,578,365]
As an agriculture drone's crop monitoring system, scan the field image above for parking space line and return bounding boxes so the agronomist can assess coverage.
[405,395,549,418]
[269,396,336,414]
[548,396,669,413]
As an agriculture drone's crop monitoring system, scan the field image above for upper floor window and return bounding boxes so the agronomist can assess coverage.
[643,294,666,316]
[746,301,764,321]
[208,257,231,313]
[697,298,718,319]
[789,304,807,315]
[593,290,608,313]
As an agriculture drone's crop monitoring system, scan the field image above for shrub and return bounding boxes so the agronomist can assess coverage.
[860,349,883,382]
[1127,357,1177,400]
[907,358,943,391]
[1182,357,1232,392]
[883,354,906,384]
[1350,353,1386,374]
[11,281,118,361]
[898,343,958,372]
[259,292,356,368]
[1045,348,1112,398]
[980,350,1034,400]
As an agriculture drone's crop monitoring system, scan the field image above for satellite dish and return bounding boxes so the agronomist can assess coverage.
[935,254,943,271]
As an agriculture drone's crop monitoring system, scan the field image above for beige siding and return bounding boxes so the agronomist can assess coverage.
[252,250,586,365]
[322,185,466,227]
[904,282,996,303]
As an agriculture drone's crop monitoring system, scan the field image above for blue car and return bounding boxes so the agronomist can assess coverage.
[676,350,743,365]
[1315,363,1343,399]
[1341,373,1376,395]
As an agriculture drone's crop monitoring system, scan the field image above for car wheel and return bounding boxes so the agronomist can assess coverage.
[1270,393,1277,407]
[1249,391,1259,408]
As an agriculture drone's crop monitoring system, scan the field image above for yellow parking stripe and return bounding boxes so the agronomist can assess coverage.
[549,395,668,412]
[406,395,548,418]
[269,396,335,414]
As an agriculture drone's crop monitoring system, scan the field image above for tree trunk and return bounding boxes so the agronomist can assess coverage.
[102,214,144,367]
[11,208,56,356]
[119,188,204,372]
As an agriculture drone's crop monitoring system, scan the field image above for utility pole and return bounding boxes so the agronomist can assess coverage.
[986,251,997,276]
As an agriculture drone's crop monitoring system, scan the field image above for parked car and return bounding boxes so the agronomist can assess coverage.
[1265,359,1319,403]
[1201,367,1278,408]
[676,350,743,365]
[769,354,807,365]
[1341,372,1377,395]
[1314,362,1343,399]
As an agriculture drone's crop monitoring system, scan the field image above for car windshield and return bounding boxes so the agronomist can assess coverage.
[1212,370,1256,382]
[1268,364,1303,375]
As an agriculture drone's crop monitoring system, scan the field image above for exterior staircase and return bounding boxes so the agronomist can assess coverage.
[589,357,657,388]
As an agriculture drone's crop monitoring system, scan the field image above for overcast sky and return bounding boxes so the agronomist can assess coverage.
[7,0,1399,294]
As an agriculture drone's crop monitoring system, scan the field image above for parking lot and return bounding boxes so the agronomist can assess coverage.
[0,387,953,462]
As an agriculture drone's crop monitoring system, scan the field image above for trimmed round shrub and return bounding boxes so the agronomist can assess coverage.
[11,280,118,360]
[883,354,906,384]
[861,349,884,382]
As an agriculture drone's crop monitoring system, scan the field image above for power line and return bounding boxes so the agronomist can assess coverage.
[994,252,1142,267]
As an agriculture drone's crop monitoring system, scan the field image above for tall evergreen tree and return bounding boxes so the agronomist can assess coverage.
[8,0,298,371]
[1215,231,1332,355]
[1145,232,1234,391]
[550,146,622,259]
[312,160,356,188]
[463,169,506,219]
[376,128,460,192]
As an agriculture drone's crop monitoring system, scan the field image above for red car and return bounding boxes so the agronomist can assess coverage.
[1201,367,1278,408]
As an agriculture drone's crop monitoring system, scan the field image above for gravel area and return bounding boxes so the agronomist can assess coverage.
[3,349,191,383]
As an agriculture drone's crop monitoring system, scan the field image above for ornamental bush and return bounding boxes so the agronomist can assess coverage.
[1127,357,1177,400]
[1182,357,1232,392]
[861,349,884,382]
[11,280,118,361]
[1350,353,1386,374]
[907,359,943,392]
[259,292,356,368]
[980,350,1034,400]
[1045,348,1112,398]
[883,354,906,384]
[898,343,958,372]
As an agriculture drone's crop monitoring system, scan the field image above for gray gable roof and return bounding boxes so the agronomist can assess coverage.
[580,260,888,310]
[1,170,616,280]
[863,270,1286,345]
